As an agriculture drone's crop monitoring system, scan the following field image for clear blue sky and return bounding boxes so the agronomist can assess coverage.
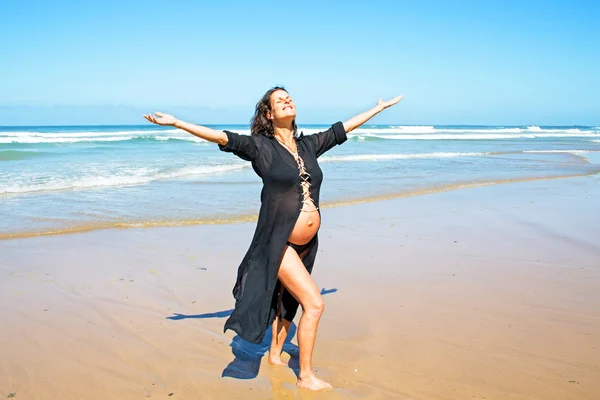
[0,0,598,125]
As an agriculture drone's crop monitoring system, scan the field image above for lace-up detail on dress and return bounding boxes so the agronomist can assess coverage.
[295,154,318,212]
[275,137,319,212]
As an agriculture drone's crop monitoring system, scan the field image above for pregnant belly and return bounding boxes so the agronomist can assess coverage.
[288,210,321,245]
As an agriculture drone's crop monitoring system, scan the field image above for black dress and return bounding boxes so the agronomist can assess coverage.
[217,121,347,344]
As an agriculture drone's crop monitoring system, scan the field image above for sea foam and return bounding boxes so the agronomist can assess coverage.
[1,126,594,144]
[321,152,488,163]
[358,132,595,140]
[0,164,248,194]
[523,149,591,154]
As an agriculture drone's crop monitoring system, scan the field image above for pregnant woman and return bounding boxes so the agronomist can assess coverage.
[144,87,402,390]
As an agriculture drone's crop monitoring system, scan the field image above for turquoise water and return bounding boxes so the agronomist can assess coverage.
[1,124,599,238]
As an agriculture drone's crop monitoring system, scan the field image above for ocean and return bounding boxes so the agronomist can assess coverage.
[1,124,599,239]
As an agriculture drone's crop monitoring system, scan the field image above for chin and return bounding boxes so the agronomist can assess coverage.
[280,112,296,120]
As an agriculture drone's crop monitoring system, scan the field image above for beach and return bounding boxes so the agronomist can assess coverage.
[1,175,599,399]
[3,0,599,397]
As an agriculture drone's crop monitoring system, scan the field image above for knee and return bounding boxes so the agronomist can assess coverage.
[304,297,325,319]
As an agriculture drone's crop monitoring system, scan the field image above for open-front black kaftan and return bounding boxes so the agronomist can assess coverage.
[218,121,347,344]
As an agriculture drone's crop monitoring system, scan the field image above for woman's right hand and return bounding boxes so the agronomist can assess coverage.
[143,112,178,126]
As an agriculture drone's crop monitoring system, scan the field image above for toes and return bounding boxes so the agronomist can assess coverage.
[296,377,333,391]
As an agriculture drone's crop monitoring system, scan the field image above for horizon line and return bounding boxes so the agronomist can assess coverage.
[1,123,598,128]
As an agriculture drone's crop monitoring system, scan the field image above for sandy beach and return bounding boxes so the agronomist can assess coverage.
[1,175,599,399]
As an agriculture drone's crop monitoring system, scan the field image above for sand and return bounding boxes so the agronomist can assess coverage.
[1,175,599,399]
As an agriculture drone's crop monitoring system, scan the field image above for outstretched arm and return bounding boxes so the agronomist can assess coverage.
[143,112,228,145]
[343,96,403,133]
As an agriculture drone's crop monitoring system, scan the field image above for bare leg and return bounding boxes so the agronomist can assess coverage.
[278,245,332,391]
[269,288,291,365]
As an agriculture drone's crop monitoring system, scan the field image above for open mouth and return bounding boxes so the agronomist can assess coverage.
[283,106,292,111]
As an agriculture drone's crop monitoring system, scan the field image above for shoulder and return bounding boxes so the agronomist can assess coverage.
[293,131,313,148]
[252,132,271,150]
[222,130,262,145]
[296,131,312,144]
[301,122,346,143]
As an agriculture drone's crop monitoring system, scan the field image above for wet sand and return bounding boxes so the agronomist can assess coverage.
[1,175,599,399]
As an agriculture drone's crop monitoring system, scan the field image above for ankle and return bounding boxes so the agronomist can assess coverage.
[298,370,316,380]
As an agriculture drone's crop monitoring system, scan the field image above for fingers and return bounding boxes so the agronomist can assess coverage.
[142,111,174,126]
[381,95,404,108]
[142,113,159,124]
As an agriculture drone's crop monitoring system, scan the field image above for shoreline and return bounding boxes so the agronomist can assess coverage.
[1,170,598,240]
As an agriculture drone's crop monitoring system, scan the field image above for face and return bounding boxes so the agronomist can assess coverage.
[268,89,296,122]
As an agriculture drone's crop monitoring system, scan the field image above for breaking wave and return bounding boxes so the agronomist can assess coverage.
[1,125,597,144]
[0,164,248,194]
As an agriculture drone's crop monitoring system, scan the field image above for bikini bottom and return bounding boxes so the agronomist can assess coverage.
[286,234,317,259]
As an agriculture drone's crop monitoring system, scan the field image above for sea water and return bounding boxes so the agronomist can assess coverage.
[1,124,599,238]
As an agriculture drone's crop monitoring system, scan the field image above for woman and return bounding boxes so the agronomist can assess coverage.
[144,87,402,390]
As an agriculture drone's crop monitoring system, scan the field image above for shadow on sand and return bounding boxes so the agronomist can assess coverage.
[166,288,338,321]
[166,288,338,380]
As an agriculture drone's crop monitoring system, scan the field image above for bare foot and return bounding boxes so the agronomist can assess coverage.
[296,374,333,391]
[268,353,286,366]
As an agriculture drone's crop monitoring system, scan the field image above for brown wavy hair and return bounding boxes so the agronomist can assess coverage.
[250,86,298,137]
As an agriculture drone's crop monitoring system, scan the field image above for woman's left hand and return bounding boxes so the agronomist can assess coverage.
[377,96,403,111]
[343,95,404,133]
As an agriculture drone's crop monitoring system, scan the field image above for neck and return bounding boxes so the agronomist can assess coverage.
[272,120,294,142]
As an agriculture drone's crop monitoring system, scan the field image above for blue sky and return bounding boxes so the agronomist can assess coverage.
[0,0,598,125]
